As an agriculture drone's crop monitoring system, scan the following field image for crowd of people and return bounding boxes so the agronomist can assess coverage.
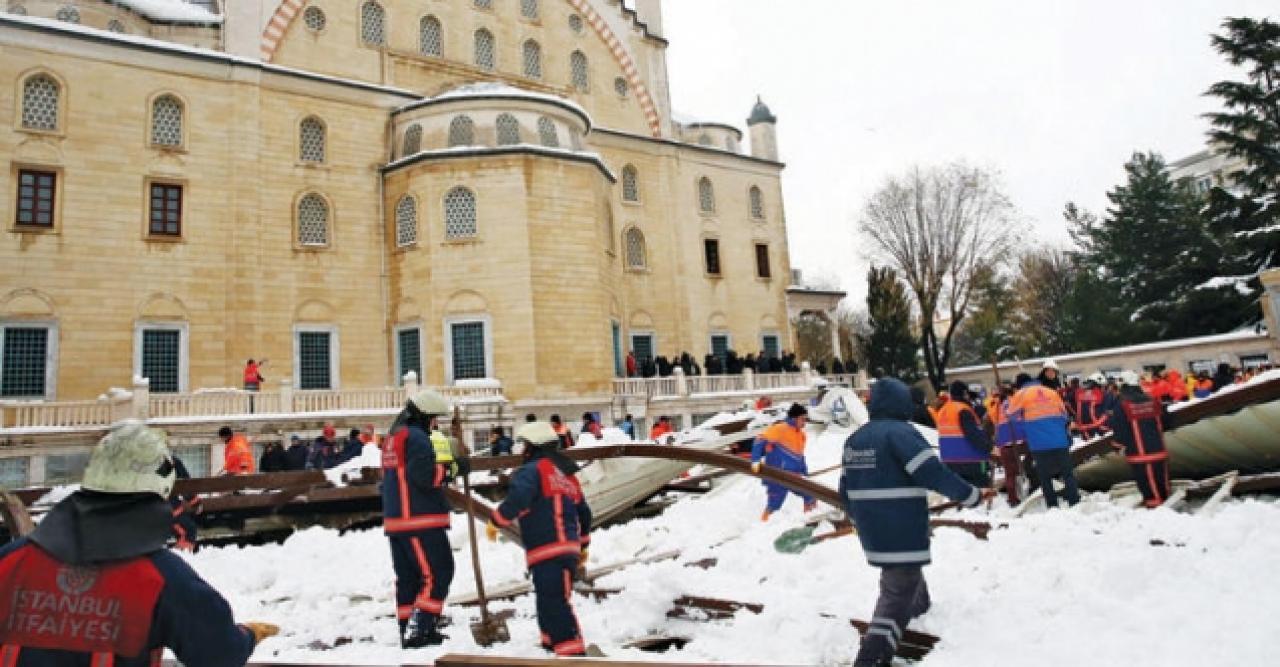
[218,423,380,476]
[625,349,856,379]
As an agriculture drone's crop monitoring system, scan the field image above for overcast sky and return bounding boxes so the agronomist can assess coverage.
[659,1,1277,306]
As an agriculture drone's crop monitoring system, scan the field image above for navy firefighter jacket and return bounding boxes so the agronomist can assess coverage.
[1105,389,1170,465]
[493,450,593,567]
[381,422,453,534]
[839,379,980,567]
[0,492,255,667]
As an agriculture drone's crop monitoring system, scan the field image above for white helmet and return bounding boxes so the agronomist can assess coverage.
[82,420,176,498]
[1117,370,1142,387]
[1042,359,1060,371]
[515,421,559,453]
[409,390,451,416]
[1087,372,1106,386]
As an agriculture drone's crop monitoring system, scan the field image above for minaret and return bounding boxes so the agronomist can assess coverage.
[747,96,778,161]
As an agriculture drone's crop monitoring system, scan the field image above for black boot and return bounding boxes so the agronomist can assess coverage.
[402,611,447,648]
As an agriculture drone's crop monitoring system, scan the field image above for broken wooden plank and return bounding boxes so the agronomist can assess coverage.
[622,634,691,652]
[11,487,51,507]
[174,470,327,495]
[1,491,35,538]
[1198,471,1239,515]
[849,618,937,660]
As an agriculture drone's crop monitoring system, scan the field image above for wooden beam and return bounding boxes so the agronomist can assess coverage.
[1,491,34,538]
[174,470,326,495]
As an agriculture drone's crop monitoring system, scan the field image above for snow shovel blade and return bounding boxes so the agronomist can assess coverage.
[470,617,510,647]
[773,525,817,554]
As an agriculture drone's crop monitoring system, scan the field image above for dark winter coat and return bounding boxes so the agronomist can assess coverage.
[1212,363,1235,392]
[0,491,255,667]
[339,437,364,463]
[908,386,935,429]
[839,379,980,567]
[381,421,453,534]
[284,442,309,471]
[1105,387,1170,464]
[307,438,339,470]
[493,449,593,567]
[489,435,514,456]
[259,444,289,473]
[769,356,783,373]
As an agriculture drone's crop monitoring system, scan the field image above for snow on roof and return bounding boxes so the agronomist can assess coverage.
[396,82,592,129]
[949,328,1271,374]
[111,0,222,24]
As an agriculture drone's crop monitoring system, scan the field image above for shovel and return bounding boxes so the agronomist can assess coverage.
[453,408,510,646]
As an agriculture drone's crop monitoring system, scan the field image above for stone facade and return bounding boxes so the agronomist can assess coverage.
[0,1,793,402]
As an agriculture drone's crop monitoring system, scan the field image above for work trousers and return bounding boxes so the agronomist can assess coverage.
[531,555,586,656]
[854,565,930,667]
[1130,460,1170,507]
[388,529,455,633]
[996,446,1022,504]
[1030,448,1080,508]
[944,462,990,488]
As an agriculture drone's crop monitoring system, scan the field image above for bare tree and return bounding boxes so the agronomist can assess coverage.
[858,163,1021,388]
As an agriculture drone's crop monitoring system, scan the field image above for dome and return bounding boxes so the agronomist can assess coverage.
[747,96,776,125]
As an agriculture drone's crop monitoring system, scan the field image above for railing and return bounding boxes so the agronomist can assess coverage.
[150,390,259,418]
[293,387,407,413]
[612,368,822,400]
[687,374,745,394]
[2,399,113,429]
[752,372,807,390]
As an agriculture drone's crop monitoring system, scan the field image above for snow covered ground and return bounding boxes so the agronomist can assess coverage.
[185,426,1280,666]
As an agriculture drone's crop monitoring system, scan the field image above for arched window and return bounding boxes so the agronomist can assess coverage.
[537,117,559,148]
[496,114,521,146]
[403,124,422,156]
[360,1,385,46]
[21,74,60,132]
[521,0,538,20]
[570,50,589,92]
[749,186,765,219]
[568,14,584,34]
[473,0,492,8]
[698,177,715,213]
[614,77,629,98]
[303,6,326,31]
[297,194,330,246]
[55,5,78,23]
[299,116,326,163]
[474,29,495,71]
[621,165,640,202]
[448,115,475,147]
[444,187,477,239]
[625,228,647,269]
[697,134,713,146]
[420,16,442,56]
[150,95,183,148]
[107,19,126,33]
[522,39,542,79]
[395,195,418,247]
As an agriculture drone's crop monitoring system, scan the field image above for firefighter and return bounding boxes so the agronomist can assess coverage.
[1106,371,1172,507]
[381,390,469,648]
[934,381,992,487]
[751,403,814,520]
[0,420,278,666]
[1074,373,1108,438]
[486,422,593,657]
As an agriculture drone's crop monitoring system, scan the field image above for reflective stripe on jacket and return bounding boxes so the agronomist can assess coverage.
[381,424,453,534]
[1008,382,1071,451]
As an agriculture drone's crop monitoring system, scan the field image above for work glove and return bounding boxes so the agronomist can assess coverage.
[576,548,590,580]
[485,520,499,542]
[751,461,762,475]
[241,622,280,645]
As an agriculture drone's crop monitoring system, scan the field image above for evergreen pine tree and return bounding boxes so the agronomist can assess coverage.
[1202,17,1280,320]
[857,267,919,381]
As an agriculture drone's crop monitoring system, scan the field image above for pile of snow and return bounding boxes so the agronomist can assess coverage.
[180,425,1280,665]
[322,444,383,486]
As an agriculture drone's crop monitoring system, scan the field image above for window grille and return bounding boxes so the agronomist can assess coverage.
[297,194,329,246]
[420,16,442,56]
[444,187,477,238]
[521,0,538,19]
[0,457,29,489]
[762,335,780,360]
[474,0,492,8]
[398,328,422,382]
[297,331,332,390]
[403,124,422,156]
[537,117,559,148]
[568,14,583,33]
[149,183,182,236]
[523,39,542,79]
[704,238,721,275]
[625,228,646,268]
[1,327,48,398]
[614,77,628,98]
[450,322,486,380]
[496,114,521,146]
[55,5,78,22]
[141,329,180,393]
[698,177,715,213]
[16,170,56,227]
[474,29,495,70]
[749,186,764,219]
[448,115,475,147]
[21,75,59,131]
[711,335,730,364]
[697,134,712,146]
[151,96,183,147]
[303,6,325,31]
[631,334,654,366]
[299,117,325,163]
[395,195,418,246]
[570,51,589,92]
[621,166,639,202]
[107,19,125,33]
[44,452,89,486]
[755,243,771,278]
[360,1,385,46]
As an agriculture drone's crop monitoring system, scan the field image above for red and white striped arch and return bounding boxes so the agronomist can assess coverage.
[258,0,664,138]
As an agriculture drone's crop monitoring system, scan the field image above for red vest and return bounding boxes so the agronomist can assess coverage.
[0,544,164,657]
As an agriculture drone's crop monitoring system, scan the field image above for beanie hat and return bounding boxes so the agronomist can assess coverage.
[1014,373,1033,389]
[949,380,969,400]
[82,420,176,498]
[787,403,808,419]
